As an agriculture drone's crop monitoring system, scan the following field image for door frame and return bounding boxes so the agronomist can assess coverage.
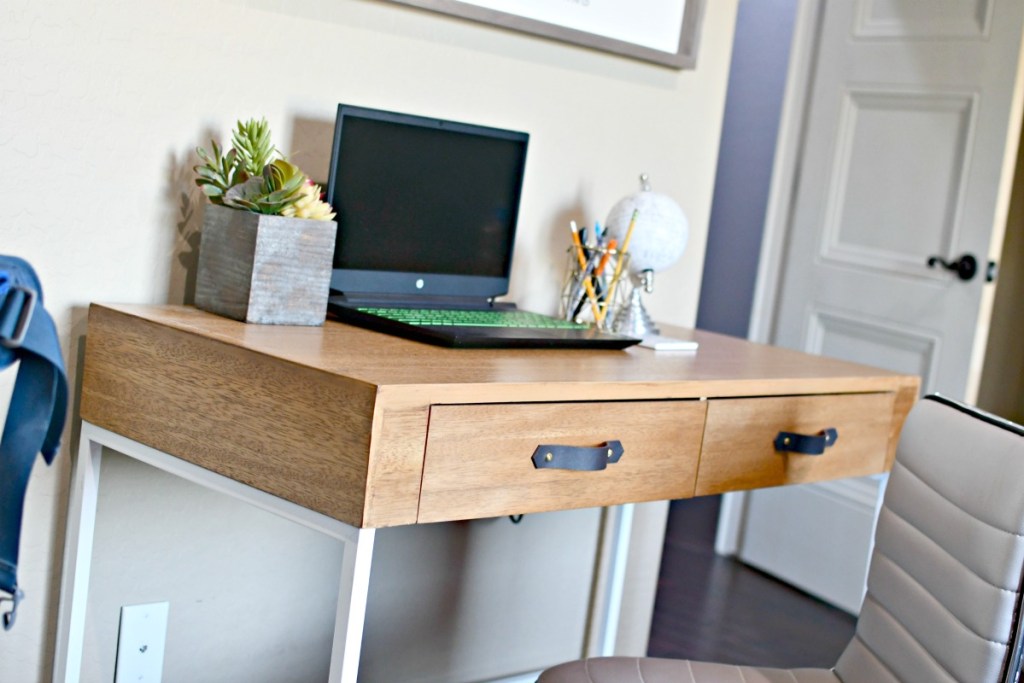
[716,0,823,554]
[747,0,821,349]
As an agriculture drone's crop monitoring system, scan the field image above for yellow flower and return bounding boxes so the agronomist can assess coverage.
[281,182,337,221]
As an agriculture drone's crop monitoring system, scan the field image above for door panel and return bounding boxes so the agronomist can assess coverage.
[807,309,939,382]
[855,0,993,38]
[828,90,974,269]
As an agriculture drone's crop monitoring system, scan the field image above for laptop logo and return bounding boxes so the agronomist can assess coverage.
[416,279,424,289]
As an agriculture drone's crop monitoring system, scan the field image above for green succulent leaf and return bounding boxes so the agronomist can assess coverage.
[194,166,221,182]
[192,138,240,205]
[197,185,223,198]
[232,118,277,177]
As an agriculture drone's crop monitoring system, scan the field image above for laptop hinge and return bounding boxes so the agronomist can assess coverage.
[329,292,516,310]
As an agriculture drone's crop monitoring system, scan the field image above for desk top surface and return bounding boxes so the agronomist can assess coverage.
[100,304,914,402]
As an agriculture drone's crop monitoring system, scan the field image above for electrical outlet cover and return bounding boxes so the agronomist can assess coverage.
[114,602,169,682]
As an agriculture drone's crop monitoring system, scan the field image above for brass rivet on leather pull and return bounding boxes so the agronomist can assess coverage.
[783,437,791,446]
[545,452,553,462]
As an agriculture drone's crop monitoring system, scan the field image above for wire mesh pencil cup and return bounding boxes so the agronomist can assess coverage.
[559,246,631,330]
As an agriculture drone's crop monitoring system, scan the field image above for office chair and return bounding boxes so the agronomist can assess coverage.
[538,394,1024,683]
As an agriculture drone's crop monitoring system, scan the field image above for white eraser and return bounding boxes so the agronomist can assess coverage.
[638,334,699,351]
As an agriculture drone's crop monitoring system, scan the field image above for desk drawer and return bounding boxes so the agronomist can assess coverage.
[694,392,895,496]
[418,400,706,522]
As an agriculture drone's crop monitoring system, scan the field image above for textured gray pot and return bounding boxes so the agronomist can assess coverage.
[195,204,337,325]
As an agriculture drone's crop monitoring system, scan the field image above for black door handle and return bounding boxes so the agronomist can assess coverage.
[927,253,978,281]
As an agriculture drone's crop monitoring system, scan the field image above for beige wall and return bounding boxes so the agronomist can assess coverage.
[0,0,739,680]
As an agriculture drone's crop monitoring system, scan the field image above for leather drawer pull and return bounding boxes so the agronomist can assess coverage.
[532,440,624,471]
[774,428,838,455]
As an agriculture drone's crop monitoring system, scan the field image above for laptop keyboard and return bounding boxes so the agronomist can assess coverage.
[357,307,588,329]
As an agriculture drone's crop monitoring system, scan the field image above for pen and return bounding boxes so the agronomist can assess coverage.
[594,238,617,280]
[570,252,601,319]
[573,236,618,319]
[581,222,597,276]
[588,236,617,302]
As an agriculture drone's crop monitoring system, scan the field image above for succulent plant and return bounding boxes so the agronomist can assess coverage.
[193,118,335,221]
[193,139,243,205]
[223,159,308,215]
[231,118,276,177]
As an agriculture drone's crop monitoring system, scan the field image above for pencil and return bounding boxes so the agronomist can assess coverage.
[570,222,602,323]
[599,210,639,324]
[576,238,618,318]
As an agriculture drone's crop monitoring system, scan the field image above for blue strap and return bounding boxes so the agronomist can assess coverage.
[0,256,67,631]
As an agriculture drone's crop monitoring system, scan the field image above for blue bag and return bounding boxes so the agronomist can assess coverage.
[0,256,67,630]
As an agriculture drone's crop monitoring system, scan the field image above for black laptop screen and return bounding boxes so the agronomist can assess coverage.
[326,105,529,298]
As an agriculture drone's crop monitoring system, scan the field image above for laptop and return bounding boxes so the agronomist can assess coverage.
[323,104,640,350]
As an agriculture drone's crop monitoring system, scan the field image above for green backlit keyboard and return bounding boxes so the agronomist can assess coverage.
[357,307,588,329]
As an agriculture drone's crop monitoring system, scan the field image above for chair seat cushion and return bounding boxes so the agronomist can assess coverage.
[537,657,841,683]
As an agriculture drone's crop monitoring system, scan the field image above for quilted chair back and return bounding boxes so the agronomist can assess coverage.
[835,395,1024,683]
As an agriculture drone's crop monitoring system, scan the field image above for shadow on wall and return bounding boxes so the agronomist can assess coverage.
[290,115,336,187]
[539,200,589,314]
[164,128,224,306]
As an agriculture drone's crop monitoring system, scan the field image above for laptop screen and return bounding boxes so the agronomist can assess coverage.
[325,105,529,299]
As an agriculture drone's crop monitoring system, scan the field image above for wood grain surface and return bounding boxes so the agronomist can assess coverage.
[694,393,896,495]
[418,400,707,522]
[79,304,921,528]
[92,305,916,402]
[81,305,377,525]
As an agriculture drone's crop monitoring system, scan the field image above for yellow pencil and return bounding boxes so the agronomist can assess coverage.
[599,209,639,325]
[570,222,602,323]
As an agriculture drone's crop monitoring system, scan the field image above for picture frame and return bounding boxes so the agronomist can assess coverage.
[386,0,705,69]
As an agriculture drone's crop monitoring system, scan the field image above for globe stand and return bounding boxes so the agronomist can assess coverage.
[612,269,659,338]
[604,173,688,340]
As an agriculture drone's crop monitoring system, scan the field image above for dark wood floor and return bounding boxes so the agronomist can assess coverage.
[647,496,857,668]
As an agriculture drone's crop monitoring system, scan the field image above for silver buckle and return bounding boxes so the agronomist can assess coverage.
[1,586,23,631]
[0,285,37,349]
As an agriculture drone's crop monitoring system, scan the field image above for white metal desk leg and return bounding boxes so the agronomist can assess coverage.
[52,422,104,683]
[602,503,634,655]
[327,527,376,683]
[586,503,635,658]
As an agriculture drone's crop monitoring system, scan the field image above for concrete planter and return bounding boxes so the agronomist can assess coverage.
[195,204,336,325]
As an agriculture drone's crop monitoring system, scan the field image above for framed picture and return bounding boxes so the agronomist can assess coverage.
[386,0,705,69]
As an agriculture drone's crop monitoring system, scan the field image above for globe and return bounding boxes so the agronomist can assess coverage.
[604,175,688,275]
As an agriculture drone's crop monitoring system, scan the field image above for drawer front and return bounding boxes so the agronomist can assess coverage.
[695,392,895,496]
[418,400,707,523]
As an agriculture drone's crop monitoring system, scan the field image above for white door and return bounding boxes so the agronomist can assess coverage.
[773,0,1024,395]
[734,0,1024,612]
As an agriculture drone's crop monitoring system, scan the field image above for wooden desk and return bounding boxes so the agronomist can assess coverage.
[55,304,918,682]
